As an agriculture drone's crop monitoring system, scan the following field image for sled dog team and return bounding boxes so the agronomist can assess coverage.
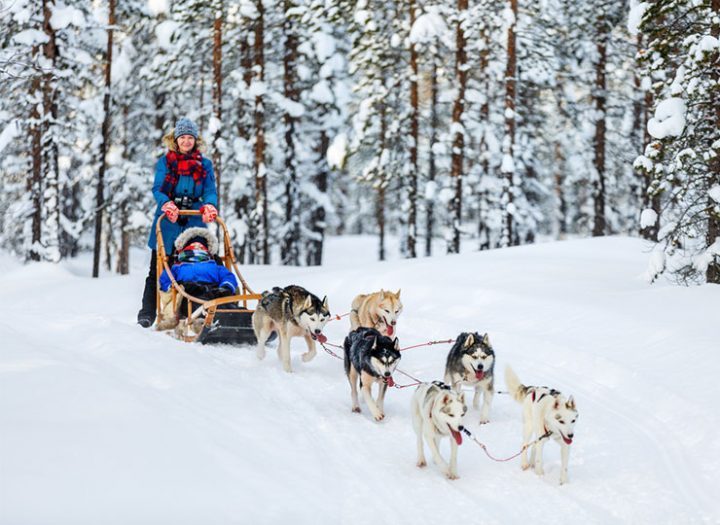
[252,285,579,485]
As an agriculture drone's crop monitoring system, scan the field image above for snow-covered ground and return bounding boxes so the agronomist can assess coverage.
[1,236,718,524]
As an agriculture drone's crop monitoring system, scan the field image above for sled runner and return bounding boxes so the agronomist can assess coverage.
[155,210,261,345]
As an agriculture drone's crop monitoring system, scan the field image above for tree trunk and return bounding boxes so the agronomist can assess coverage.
[307,130,329,266]
[254,0,268,264]
[425,59,438,257]
[707,0,720,283]
[281,0,300,266]
[378,102,387,261]
[93,0,115,277]
[592,22,607,238]
[117,104,130,275]
[212,6,223,211]
[501,0,518,247]
[448,0,468,254]
[406,0,419,259]
[29,45,42,262]
[42,0,60,262]
[478,27,491,251]
[234,22,253,264]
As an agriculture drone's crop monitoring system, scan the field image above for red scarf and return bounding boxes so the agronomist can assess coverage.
[161,150,206,199]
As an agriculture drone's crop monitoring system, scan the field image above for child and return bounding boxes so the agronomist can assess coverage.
[157,227,238,328]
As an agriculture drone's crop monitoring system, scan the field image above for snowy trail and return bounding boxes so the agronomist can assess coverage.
[1,237,719,524]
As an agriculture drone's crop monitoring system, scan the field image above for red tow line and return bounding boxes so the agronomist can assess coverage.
[319,340,424,389]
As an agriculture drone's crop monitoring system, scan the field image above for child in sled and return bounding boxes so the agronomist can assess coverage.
[156,227,238,331]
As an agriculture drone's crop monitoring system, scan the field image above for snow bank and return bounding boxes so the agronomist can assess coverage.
[2,238,719,523]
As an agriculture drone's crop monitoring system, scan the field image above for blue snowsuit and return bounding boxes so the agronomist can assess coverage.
[147,154,218,255]
[159,260,238,293]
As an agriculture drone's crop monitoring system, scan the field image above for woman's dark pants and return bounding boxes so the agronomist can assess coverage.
[137,250,157,325]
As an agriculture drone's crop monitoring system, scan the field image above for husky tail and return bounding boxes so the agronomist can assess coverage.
[504,365,528,403]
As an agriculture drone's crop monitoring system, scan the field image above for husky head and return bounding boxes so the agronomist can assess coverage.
[298,294,331,342]
[436,390,467,445]
[458,332,494,381]
[376,289,403,336]
[547,396,579,445]
[366,333,402,384]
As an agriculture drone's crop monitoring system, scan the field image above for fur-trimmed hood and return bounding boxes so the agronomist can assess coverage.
[174,227,219,255]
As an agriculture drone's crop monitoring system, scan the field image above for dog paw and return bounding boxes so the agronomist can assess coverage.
[352,407,361,413]
[521,463,531,471]
[373,412,385,421]
[301,351,316,363]
[479,417,489,425]
[445,471,459,480]
[534,467,545,476]
[256,349,266,360]
[416,460,427,468]
[559,474,568,485]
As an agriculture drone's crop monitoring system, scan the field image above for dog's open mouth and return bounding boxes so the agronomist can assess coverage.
[449,425,463,445]
[474,368,484,380]
[384,376,395,387]
[560,432,572,445]
[310,333,328,343]
[386,324,394,336]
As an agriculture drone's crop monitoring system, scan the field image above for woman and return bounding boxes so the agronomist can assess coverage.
[137,117,218,328]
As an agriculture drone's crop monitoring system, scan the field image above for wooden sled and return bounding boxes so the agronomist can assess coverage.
[155,209,261,345]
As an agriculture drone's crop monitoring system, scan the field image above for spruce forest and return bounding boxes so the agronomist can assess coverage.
[1,0,719,284]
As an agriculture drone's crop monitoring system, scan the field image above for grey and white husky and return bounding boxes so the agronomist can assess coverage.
[444,332,495,424]
[343,327,401,421]
[252,285,330,373]
[505,365,579,484]
[411,381,467,480]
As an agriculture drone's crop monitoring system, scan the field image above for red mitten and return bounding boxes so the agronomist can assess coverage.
[201,204,218,223]
[161,201,179,223]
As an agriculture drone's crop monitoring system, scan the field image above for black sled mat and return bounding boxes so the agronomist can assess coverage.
[196,310,277,346]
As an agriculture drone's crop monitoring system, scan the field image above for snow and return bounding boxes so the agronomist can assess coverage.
[627,1,649,35]
[647,98,686,139]
[0,120,19,155]
[155,20,178,51]
[12,29,49,47]
[409,7,449,44]
[640,208,658,228]
[710,185,720,204]
[692,35,720,62]
[327,133,348,170]
[49,4,85,30]
[147,0,169,16]
[1,237,719,523]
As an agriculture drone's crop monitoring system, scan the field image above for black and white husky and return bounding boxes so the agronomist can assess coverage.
[505,366,579,484]
[252,285,331,373]
[411,381,467,480]
[444,332,495,424]
[343,327,401,421]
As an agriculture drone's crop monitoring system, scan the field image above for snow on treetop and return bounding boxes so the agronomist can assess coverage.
[647,98,686,139]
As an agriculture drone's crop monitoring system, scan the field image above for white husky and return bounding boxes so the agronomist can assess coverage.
[505,366,579,484]
[411,381,467,480]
